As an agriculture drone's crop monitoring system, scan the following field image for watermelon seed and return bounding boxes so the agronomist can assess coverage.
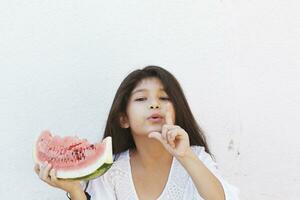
[67,143,82,150]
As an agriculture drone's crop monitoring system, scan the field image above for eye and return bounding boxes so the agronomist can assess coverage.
[160,97,170,101]
[135,97,146,101]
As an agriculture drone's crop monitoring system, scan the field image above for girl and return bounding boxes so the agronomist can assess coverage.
[35,66,239,200]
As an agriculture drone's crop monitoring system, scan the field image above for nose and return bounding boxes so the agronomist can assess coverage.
[149,104,160,109]
[149,100,160,109]
[149,97,160,109]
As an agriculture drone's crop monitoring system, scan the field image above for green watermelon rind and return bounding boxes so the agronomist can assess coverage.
[33,132,113,181]
[59,163,113,181]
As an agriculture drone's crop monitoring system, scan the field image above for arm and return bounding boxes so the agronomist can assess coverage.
[149,130,226,199]
[68,187,87,200]
[177,147,225,200]
[66,183,91,200]
[148,103,231,200]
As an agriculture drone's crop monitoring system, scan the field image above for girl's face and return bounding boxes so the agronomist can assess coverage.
[121,77,175,136]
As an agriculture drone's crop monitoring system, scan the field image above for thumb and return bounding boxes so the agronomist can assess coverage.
[148,132,164,143]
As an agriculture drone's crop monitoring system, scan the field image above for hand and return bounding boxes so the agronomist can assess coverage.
[34,161,82,194]
[148,103,190,158]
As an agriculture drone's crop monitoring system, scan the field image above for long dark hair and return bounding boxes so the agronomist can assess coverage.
[102,66,213,159]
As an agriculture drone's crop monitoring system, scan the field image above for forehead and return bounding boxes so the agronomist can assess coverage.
[132,77,165,94]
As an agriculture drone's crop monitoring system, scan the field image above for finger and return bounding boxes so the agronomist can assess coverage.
[161,125,168,140]
[167,130,177,148]
[39,162,46,178]
[49,168,58,183]
[170,131,178,141]
[42,162,52,181]
[162,124,179,139]
[165,103,173,125]
[148,132,166,145]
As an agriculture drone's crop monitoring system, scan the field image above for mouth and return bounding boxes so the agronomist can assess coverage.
[147,114,163,123]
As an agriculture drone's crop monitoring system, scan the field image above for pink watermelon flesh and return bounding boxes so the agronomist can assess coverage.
[34,130,112,180]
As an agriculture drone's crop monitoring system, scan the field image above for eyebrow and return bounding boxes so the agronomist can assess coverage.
[131,88,165,95]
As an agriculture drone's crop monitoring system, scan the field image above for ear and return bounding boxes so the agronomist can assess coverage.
[119,113,130,128]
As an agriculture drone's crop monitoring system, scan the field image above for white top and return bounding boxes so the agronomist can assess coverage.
[84,146,240,200]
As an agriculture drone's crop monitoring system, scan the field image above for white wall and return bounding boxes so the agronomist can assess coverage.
[1,0,299,199]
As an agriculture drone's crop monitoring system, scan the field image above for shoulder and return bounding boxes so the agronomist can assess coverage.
[88,150,129,183]
[85,150,130,198]
[111,150,130,171]
[101,149,129,180]
[190,145,218,169]
[190,145,206,154]
[190,145,213,160]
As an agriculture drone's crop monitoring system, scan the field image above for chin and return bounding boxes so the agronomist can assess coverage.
[146,126,162,133]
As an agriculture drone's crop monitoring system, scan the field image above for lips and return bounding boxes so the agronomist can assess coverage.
[147,113,163,123]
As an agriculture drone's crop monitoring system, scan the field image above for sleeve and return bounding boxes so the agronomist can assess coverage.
[66,176,116,200]
[188,146,240,200]
[85,174,116,200]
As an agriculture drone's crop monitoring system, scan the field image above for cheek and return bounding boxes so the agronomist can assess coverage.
[128,114,146,133]
[127,106,144,125]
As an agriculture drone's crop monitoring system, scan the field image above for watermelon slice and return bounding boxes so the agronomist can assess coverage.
[33,130,113,181]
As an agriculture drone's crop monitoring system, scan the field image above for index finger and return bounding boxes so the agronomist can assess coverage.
[165,103,174,125]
